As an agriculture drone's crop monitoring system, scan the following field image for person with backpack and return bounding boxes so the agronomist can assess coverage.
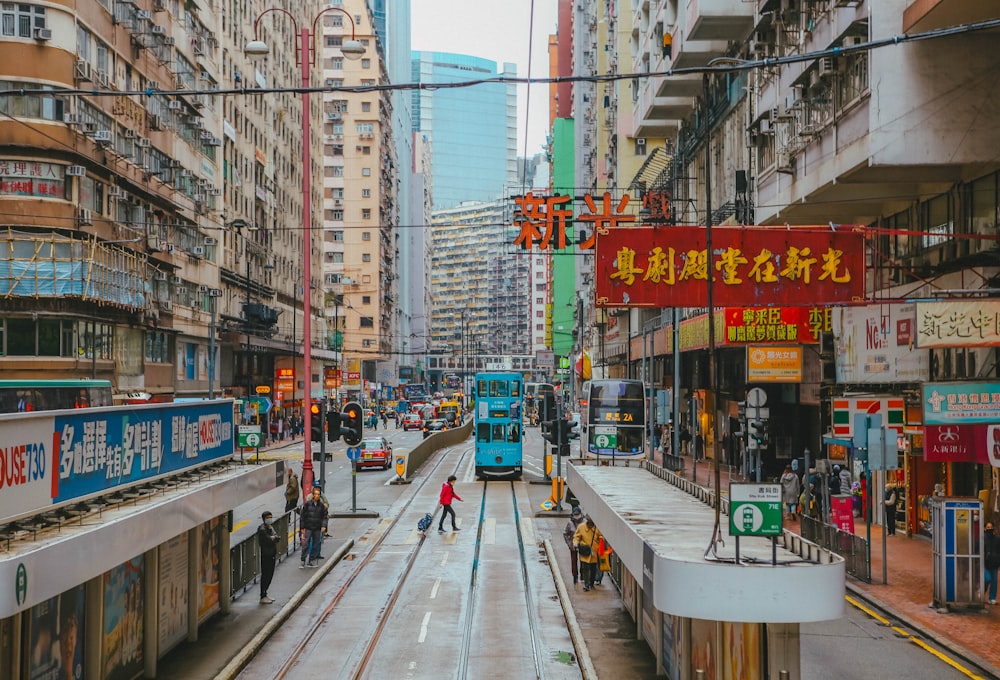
[438,475,463,533]
[562,506,585,585]
[297,486,328,568]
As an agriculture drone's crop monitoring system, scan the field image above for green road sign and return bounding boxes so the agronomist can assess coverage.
[729,483,782,537]
[238,425,262,449]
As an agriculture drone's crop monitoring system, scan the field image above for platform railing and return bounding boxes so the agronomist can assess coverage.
[230,511,299,597]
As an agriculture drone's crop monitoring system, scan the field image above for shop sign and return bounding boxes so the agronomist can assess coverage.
[832,397,905,438]
[0,160,66,199]
[916,300,1000,348]
[724,306,829,345]
[746,346,803,383]
[923,424,994,463]
[923,381,1000,424]
[833,303,928,383]
[595,226,865,307]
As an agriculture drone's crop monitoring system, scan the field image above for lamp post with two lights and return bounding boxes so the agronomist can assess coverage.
[245,7,365,493]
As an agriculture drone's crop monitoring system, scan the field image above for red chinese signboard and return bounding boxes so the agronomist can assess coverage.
[594,226,866,307]
[723,307,832,345]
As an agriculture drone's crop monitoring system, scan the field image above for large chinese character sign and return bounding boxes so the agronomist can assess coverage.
[594,225,866,307]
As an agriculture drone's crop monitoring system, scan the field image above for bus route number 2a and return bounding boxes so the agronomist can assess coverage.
[603,412,633,423]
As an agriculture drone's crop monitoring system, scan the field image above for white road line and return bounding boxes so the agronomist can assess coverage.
[440,551,449,567]
[430,577,441,599]
[417,611,432,643]
[483,517,496,545]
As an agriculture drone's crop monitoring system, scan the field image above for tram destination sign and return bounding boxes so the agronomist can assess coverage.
[729,483,782,537]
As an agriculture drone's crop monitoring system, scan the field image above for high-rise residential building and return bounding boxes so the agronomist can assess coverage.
[321,0,399,402]
[427,200,531,373]
[0,0,346,418]
[411,52,518,211]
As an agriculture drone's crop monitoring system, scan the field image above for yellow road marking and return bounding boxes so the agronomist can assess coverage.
[846,595,985,679]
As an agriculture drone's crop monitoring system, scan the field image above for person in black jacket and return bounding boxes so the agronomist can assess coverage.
[256,511,280,603]
[297,487,328,568]
[985,522,1000,604]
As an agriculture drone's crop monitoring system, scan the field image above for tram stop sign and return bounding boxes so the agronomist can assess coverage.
[238,425,262,449]
[729,483,782,537]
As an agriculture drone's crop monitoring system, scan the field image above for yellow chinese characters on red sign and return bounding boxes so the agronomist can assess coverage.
[595,226,865,307]
[724,307,831,345]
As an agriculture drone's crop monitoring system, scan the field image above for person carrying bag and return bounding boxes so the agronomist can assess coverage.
[573,516,602,591]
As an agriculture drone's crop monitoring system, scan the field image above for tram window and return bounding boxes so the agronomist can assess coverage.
[489,380,508,398]
[510,381,521,397]
[477,423,491,442]
[507,423,521,443]
[492,423,505,441]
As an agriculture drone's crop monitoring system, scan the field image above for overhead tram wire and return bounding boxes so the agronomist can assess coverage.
[4,17,998,101]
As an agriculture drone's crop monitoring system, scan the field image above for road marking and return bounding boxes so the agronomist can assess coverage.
[482,518,496,545]
[430,578,441,599]
[846,595,985,679]
[232,520,249,533]
[417,611,432,643]
[440,552,449,567]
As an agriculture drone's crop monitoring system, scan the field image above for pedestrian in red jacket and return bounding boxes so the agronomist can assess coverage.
[438,475,463,533]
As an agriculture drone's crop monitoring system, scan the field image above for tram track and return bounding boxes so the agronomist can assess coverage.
[232,443,473,680]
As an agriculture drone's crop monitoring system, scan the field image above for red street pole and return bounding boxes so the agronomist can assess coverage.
[299,25,314,495]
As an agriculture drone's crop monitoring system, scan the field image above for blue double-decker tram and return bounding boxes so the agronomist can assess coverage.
[473,372,523,480]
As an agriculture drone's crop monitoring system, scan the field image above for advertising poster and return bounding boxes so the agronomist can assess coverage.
[29,585,85,680]
[690,618,719,680]
[102,557,144,680]
[660,613,683,680]
[158,533,189,653]
[722,621,761,680]
[198,518,221,621]
[833,303,928,383]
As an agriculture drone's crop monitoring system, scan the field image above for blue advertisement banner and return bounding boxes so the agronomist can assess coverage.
[0,402,234,523]
[923,382,1000,425]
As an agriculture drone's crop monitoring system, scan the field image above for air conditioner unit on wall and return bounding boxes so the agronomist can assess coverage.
[66,165,87,177]
[169,275,182,284]
[77,208,93,226]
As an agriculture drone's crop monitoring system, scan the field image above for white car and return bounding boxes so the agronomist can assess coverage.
[568,412,582,439]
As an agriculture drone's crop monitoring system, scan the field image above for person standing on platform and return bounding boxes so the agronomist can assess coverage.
[984,522,1000,604]
[563,506,585,584]
[438,475,463,533]
[574,515,602,592]
[883,482,897,536]
[297,486,328,567]
[256,511,280,603]
[284,468,300,512]
[780,465,800,521]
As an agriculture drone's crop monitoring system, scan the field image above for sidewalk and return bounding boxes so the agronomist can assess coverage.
[651,450,1000,678]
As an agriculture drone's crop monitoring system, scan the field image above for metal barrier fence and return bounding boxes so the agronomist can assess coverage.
[230,511,299,597]
[799,514,871,583]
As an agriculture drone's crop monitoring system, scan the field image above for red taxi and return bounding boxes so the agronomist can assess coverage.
[358,436,393,470]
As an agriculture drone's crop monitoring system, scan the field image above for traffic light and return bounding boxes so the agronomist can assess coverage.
[326,409,341,442]
[749,420,769,446]
[758,420,770,447]
[341,401,363,446]
[541,419,557,444]
[310,403,323,443]
[541,392,555,422]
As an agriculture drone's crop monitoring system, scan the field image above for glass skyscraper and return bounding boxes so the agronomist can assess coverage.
[411,52,518,210]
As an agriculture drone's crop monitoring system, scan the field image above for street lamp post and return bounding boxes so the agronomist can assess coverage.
[246,8,365,494]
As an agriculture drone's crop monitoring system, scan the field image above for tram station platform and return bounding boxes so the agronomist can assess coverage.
[566,460,845,677]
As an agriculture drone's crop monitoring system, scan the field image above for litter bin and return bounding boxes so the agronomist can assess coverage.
[931,497,983,609]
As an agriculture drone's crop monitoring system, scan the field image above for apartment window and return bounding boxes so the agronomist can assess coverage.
[362,231,371,241]
[326,36,342,47]
[362,253,371,262]
[536,324,544,331]
[330,252,344,263]
[535,283,545,291]
[332,230,344,241]
[361,59,371,69]
[361,102,371,112]
[361,79,375,86]
[361,146,371,155]
[355,123,374,133]
[330,57,343,70]
[362,208,371,219]
[360,316,374,328]
[535,311,544,318]
[332,187,344,199]
[921,194,952,248]
[331,166,343,177]
[332,209,344,220]
[362,295,371,304]
[362,168,371,176]
[325,14,343,26]
[1,4,46,37]
[361,188,371,198]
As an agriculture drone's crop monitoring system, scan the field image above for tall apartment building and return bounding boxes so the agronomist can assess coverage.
[320,0,399,401]
[0,0,377,416]
[411,52,518,211]
[427,200,530,364]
